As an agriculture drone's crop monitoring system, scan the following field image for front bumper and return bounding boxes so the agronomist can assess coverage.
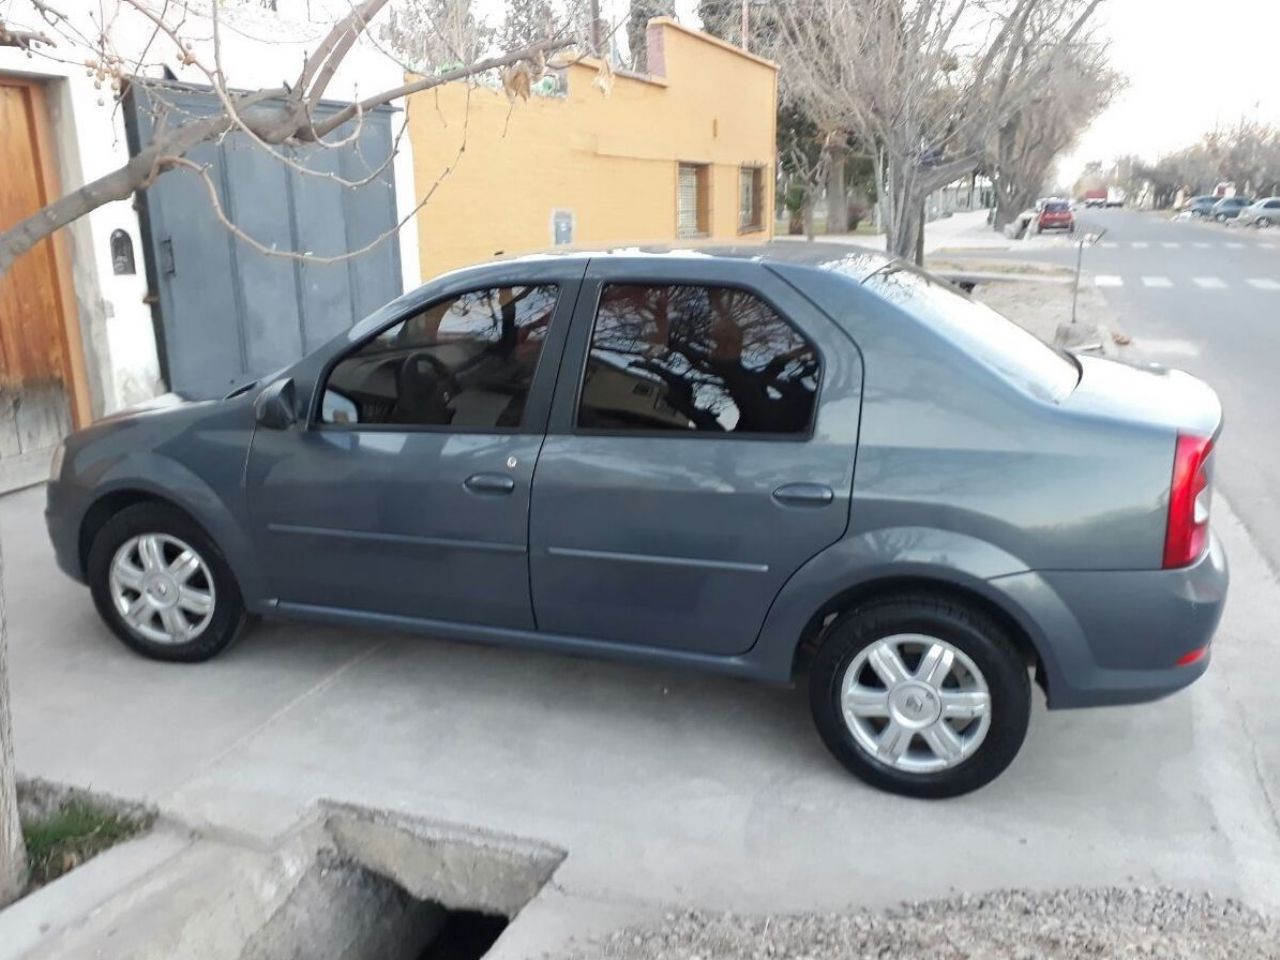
[45,479,88,584]
[989,530,1228,709]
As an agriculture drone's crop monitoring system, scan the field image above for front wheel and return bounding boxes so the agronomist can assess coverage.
[809,595,1031,798]
[87,502,248,662]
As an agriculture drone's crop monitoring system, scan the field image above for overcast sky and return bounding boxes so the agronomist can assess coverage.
[1054,0,1280,182]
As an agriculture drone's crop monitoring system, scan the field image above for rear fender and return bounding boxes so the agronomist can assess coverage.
[747,526,1045,681]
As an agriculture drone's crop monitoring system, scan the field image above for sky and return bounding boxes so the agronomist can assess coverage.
[1055,0,1280,183]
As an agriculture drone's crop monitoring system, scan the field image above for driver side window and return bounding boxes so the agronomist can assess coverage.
[321,285,558,429]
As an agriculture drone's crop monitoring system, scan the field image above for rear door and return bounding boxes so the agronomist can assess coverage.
[528,258,863,656]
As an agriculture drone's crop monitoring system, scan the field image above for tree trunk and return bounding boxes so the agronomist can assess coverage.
[825,152,849,234]
[0,538,27,908]
[803,197,815,241]
[885,156,925,263]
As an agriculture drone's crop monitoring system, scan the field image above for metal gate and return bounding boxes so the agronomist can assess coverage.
[125,83,402,399]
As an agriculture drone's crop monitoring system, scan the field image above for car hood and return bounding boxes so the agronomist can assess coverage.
[1062,355,1222,437]
[94,392,190,425]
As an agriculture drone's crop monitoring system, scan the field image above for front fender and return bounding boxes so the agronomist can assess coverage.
[746,526,1036,682]
[76,452,266,606]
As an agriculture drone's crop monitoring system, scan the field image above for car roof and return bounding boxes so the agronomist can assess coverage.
[456,244,897,283]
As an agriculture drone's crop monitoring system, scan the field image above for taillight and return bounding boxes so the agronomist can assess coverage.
[1163,434,1214,569]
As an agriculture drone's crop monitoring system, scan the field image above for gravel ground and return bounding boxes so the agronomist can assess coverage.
[565,888,1276,960]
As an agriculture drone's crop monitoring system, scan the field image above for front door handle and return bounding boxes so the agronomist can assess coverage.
[463,472,516,495]
[772,482,834,507]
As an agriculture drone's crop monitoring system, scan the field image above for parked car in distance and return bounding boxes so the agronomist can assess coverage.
[1211,196,1252,221]
[1082,189,1107,208]
[1036,199,1074,232]
[1186,195,1221,217]
[45,249,1228,799]
[1237,197,1280,228]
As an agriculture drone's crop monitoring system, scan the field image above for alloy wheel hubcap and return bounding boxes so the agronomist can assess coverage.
[840,634,992,774]
[109,533,215,645]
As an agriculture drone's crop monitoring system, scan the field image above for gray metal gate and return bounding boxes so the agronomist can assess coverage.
[125,83,402,399]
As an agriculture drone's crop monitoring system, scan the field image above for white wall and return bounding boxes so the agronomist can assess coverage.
[0,0,421,415]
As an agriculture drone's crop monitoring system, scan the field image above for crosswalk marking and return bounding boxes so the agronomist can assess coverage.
[1094,275,1123,287]
[1131,241,1150,248]
[1142,276,1172,288]
[1247,278,1280,290]
[1100,242,1118,248]
[1193,277,1227,289]
[1192,242,1211,248]
[1161,242,1180,248]
[1226,242,1245,249]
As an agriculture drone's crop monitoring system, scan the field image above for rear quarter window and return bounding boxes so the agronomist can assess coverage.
[861,265,1079,403]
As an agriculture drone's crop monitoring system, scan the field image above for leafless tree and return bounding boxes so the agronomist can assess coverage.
[0,0,607,905]
[986,33,1121,227]
[0,0,598,276]
[0,542,22,906]
[768,0,1104,261]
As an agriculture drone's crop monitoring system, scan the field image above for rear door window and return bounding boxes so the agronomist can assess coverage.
[577,283,820,435]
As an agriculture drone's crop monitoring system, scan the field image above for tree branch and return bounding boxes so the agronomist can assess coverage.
[311,35,570,139]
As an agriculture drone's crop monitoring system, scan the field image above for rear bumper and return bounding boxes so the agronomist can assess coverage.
[988,530,1228,709]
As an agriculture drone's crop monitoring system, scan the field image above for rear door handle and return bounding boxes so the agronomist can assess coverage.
[772,482,834,507]
[463,472,516,495]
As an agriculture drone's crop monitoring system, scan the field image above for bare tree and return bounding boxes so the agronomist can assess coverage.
[0,541,23,906]
[0,0,590,275]
[0,0,603,904]
[987,32,1121,227]
[769,0,1104,261]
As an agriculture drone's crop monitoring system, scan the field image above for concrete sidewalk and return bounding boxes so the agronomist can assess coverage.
[3,481,1280,956]
[775,208,1082,256]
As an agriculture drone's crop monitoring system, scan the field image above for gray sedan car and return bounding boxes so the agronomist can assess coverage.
[45,250,1227,798]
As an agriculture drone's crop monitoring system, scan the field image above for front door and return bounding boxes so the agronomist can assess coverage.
[247,275,578,628]
[529,259,863,656]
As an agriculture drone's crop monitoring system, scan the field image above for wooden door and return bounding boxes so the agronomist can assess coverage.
[0,79,83,490]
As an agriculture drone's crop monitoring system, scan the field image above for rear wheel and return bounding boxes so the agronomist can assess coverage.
[809,595,1031,798]
[87,503,247,662]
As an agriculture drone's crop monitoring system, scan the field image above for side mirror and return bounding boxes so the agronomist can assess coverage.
[254,377,297,430]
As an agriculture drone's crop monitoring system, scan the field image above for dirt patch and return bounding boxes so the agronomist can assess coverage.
[969,276,1120,351]
[18,778,155,893]
[565,888,1276,960]
[928,257,1075,277]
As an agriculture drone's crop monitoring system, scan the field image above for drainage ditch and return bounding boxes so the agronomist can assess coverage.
[225,803,564,960]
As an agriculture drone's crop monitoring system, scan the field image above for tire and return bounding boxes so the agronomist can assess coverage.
[87,502,248,662]
[808,594,1031,799]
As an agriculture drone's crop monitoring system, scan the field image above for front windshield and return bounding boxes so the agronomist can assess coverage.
[862,263,1080,403]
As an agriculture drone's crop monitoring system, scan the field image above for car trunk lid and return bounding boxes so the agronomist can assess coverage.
[1061,355,1222,437]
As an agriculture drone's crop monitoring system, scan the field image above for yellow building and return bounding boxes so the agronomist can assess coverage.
[407,18,778,280]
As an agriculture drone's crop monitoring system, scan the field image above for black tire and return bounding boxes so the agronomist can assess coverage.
[87,502,248,663]
[809,594,1031,799]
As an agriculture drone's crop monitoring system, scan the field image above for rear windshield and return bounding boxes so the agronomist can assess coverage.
[861,264,1080,402]
[1044,201,1070,212]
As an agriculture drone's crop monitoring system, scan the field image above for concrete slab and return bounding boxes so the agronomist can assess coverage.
[3,481,1280,956]
[0,829,192,960]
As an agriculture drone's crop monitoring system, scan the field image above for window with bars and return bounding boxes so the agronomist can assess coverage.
[677,163,710,238]
[739,166,764,231]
